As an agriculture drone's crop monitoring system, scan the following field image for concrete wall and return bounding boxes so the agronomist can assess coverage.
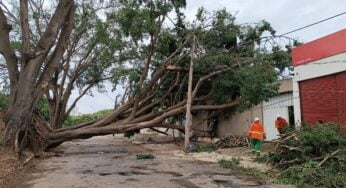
[279,79,293,93]
[191,111,210,137]
[216,104,263,138]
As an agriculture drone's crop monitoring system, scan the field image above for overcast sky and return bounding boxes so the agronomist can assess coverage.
[71,0,346,114]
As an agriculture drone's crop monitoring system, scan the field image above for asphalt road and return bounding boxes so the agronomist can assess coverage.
[9,135,286,188]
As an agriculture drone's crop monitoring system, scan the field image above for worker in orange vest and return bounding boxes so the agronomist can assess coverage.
[275,114,288,134]
[248,117,266,156]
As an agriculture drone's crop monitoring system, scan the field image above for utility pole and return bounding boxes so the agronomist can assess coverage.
[185,34,195,152]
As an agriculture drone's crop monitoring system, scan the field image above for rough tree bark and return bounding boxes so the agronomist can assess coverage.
[0,0,75,158]
[184,34,195,152]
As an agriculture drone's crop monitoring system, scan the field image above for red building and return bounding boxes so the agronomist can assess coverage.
[292,29,346,133]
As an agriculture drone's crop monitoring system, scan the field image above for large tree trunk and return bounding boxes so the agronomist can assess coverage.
[0,0,74,158]
[49,100,67,130]
[3,86,38,157]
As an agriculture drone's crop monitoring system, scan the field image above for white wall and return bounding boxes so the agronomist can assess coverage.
[293,52,346,125]
[263,93,293,140]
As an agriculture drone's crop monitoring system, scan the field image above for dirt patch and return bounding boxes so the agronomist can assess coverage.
[0,113,21,186]
[0,152,22,186]
[170,179,200,188]
[129,133,275,173]
[0,112,42,187]
[0,150,39,187]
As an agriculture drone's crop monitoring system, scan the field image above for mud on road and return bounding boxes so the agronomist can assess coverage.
[7,135,284,188]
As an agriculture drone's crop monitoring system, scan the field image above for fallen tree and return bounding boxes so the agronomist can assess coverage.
[1,1,291,158]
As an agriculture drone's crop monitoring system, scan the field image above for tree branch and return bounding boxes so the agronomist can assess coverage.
[192,68,231,98]
[24,0,74,82]
[36,1,75,94]
[65,83,93,117]
[20,0,31,67]
[0,7,19,87]
[192,101,239,111]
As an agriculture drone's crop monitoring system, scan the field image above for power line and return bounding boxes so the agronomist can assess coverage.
[278,11,346,36]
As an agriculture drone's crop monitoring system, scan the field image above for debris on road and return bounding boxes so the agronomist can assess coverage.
[214,135,250,148]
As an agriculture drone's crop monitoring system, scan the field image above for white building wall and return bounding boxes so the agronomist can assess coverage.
[263,93,293,140]
[293,52,346,125]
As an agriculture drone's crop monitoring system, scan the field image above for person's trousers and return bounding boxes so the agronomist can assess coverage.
[250,138,262,156]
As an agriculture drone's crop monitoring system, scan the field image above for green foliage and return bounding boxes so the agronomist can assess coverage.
[300,124,345,157]
[183,9,283,112]
[108,4,289,125]
[277,162,346,188]
[136,153,155,160]
[64,109,113,127]
[0,93,8,111]
[113,0,184,42]
[270,45,292,72]
[235,65,279,109]
[37,97,50,121]
[0,94,49,122]
[157,31,178,57]
[190,144,216,153]
[71,0,125,96]
[267,123,346,187]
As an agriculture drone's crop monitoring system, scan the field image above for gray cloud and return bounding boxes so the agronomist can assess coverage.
[184,0,346,42]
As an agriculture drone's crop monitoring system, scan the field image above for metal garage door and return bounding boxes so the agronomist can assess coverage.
[299,72,346,125]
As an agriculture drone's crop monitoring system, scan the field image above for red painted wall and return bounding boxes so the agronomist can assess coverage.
[336,73,346,135]
[299,71,346,129]
[292,29,346,66]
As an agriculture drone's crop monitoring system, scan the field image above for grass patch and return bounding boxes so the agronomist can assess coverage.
[218,158,266,178]
[136,153,155,160]
[190,144,216,153]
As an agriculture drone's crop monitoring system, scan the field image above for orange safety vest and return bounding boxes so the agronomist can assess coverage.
[275,118,288,129]
[248,121,266,140]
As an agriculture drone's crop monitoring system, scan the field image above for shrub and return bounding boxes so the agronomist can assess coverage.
[267,123,346,187]
[0,93,8,110]
[124,129,140,138]
[190,144,216,153]
[64,109,113,127]
[300,123,345,157]
[136,153,155,160]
